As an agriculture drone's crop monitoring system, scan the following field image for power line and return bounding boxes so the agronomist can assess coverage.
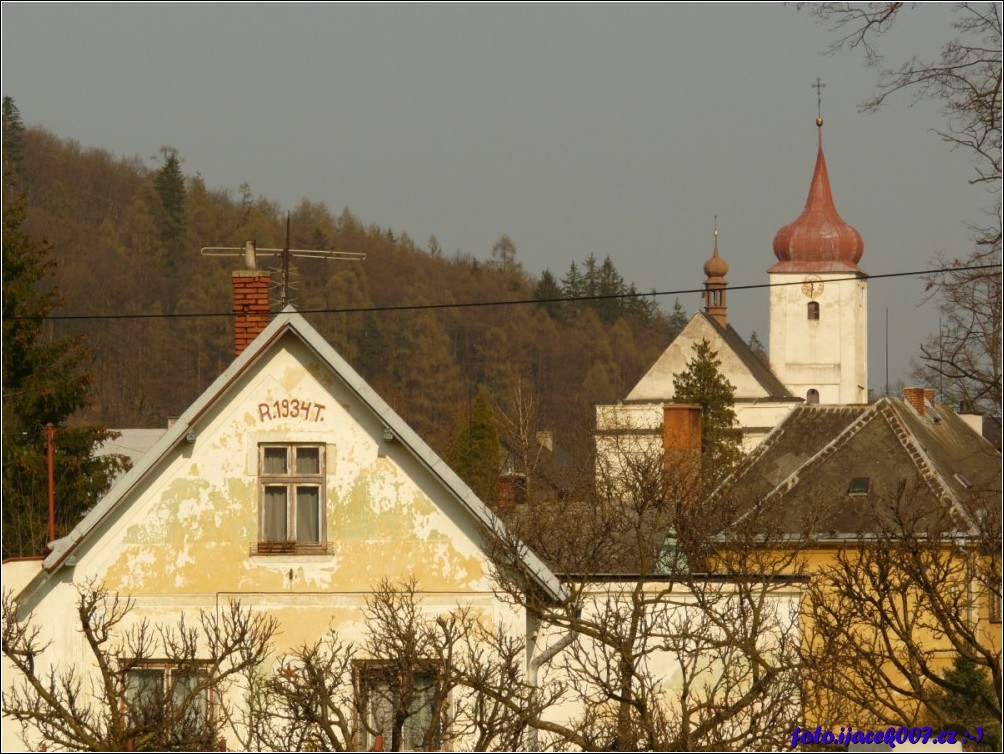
[12,263,1000,322]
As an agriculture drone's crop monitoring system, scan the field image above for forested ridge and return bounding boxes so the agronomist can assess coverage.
[16,125,686,467]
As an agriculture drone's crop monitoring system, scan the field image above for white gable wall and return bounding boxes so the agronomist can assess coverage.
[3,327,531,750]
[61,334,500,601]
[627,316,771,402]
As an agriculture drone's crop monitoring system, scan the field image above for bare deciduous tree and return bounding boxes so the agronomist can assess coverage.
[807,2,1003,413]
[802,486,1003,743]
[235,577,556,752]
[492,427,806,751]
[2,582,277,752]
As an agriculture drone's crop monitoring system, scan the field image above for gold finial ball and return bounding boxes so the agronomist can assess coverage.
[816,116,824,127]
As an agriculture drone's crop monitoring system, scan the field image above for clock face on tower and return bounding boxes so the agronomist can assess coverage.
[801,275,824,298]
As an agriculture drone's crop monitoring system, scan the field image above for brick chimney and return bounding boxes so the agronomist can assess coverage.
[496,473,528,508]
[663,404,702,501]
[232,240,271,357]
[903,387,925,417]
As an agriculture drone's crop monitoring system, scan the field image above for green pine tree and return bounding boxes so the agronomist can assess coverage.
[667,298,689,339]
[2,98,127,557]
[928,655,1000,751]
[534,268,564,319]
[154,146,186,243]
[447,385,501,505]
[748,330,769,366]
[672,339,743,488]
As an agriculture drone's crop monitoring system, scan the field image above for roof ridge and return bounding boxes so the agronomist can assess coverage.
[764,404,876,499]
[879,400,974,531]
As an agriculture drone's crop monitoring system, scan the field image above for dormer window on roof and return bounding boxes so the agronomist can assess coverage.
[847,477,871,496]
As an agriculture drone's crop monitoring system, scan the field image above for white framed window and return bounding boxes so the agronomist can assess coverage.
[258,444,326,553]
[122,662,213,732]
[357,663,442,751]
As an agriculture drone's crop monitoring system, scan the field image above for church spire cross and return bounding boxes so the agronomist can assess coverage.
[812,77,826,128]
[770,96,864,273]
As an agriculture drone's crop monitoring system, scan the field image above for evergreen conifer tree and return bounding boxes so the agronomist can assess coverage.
[672,339,743,488]
[2,98,126,556]
[154,147,186,243]
[667,299,689,339]
[534,269,564,319]
[447,386,501,504]
[929,655,1000,751]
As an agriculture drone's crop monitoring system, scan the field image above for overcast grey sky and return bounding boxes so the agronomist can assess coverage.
[1,2,985,396]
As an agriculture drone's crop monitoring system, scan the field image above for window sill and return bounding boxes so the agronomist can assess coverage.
[251,541,333,556]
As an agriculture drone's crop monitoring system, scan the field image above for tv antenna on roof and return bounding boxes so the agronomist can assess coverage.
[201,215,365,308]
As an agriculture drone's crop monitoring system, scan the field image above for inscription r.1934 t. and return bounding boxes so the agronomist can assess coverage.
[258,398,327,423]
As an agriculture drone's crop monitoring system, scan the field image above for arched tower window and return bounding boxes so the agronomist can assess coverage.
[807,301,820,320]
[806,389,820,405]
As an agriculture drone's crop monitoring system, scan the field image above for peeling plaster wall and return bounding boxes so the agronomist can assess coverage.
[3,333,525,751]
[74,336,497,603]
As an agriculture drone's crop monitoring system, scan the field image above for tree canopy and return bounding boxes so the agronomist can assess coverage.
[672,338,743,487]
[1,97,125,556]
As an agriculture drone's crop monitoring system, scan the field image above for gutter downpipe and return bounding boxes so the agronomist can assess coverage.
[527,607,579,750]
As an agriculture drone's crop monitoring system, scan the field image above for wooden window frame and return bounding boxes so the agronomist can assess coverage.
[121,660,215,728]
[257,443,327,554]
[355,661,444,752]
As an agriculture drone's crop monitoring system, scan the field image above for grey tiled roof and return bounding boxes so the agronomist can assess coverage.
[712,398,1001,537]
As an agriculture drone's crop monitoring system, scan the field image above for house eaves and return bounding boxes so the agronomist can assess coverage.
[20,308,565,605]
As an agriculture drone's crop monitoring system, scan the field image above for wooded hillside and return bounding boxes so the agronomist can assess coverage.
[18,126,685,471]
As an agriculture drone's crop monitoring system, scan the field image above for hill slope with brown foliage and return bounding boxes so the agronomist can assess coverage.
[18,126,682,474]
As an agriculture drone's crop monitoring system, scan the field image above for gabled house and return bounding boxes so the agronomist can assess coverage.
[709,390,1002,735]
[3,259,805,751]
[710,389,1001,541]
[3,302,566,751]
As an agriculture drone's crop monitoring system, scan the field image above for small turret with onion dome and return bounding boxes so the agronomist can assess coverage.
[703,225,729,326]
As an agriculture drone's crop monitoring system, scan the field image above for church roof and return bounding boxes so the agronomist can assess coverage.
[625,312,795,403]
[770,123,865,275]
[702,313,794,401]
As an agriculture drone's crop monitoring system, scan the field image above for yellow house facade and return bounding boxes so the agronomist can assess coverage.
[2,308,562,751]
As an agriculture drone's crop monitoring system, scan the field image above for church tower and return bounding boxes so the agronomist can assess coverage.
[768,117,868,405]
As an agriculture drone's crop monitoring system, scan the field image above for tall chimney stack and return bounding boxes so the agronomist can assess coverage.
[902,387,925,417]
[233,240,271,357]
[663,404,703,502]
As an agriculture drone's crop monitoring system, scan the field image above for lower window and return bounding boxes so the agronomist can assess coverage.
[358,663,442,751]
[123,663,213,739]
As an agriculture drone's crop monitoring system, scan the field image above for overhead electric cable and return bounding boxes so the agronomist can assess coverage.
[11,263,1000,322]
